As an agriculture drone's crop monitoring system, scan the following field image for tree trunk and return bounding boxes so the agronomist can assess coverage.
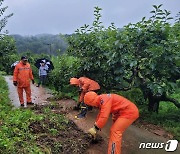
[147,92,180,113]
[147,93,160,113]
[163,96,180,108]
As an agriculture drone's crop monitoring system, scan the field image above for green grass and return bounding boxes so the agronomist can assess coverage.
[0,75,44,153]
[139,91,180,141]
[0,74,69,153]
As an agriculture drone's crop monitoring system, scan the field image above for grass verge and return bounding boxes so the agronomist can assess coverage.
[0,74,90,154]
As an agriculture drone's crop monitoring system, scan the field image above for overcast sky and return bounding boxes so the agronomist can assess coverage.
[3,0,180,36]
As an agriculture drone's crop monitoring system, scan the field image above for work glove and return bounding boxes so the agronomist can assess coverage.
[32,80,35,84]
[13,81,18,86]
[88,125,99,140]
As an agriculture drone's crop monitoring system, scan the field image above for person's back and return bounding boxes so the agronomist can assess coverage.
[70,77,100,119]
[79,77,100,91]
[84,91,139,154]
[99,94,139,119]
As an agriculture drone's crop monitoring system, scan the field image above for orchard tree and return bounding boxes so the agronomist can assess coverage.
[0,0,16,73]
[112,4,180,112]
[67,7,118,90]
[0,0,13,33]
[67,5,180,112]
[0,35,17,74]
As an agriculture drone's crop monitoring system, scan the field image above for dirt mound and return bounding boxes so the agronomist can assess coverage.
[29,101,104,154]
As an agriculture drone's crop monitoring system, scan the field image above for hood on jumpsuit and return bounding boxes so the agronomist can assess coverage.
[70,78,79,85]
[84,91,100,107]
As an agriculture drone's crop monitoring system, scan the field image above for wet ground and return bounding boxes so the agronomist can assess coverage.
[4,76,52,107]
[4,76,180,154]
[58,100,180,154]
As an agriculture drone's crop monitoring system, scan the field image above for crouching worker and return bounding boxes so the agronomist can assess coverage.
[84,92,139,154]
[70,77,100,119]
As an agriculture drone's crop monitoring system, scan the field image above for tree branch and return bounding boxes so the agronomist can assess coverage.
[163,96,180,108]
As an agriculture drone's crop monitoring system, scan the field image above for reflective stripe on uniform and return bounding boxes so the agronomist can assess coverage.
[111,142,115,154]
[100,99,104,105]
[107,94,111,97]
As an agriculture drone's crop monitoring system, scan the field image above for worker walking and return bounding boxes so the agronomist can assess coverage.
[70,77,100,119]
[84,91,139,154]
[13,56,35,107]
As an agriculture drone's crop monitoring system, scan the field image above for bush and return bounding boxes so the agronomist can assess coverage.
[48,55,81,93]
[116,88,146,106]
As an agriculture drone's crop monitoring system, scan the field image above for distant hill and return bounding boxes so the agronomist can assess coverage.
[11,34,68,55]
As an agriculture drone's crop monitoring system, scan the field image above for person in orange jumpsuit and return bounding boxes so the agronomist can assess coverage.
[13,56,35,107]
[84,91,139,154]
[70,77,100,118]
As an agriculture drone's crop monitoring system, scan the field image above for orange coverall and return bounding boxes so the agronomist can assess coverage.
[13,61,34,104]
[86,93,139,154]
[78,77,100,102]
[70,77,100,102]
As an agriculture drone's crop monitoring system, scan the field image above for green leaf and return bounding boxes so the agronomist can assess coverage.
[142,17,146,21]
[158,4,163,8]
[152,5,158,10]
[156,17,162,19]
[150,11,155,13]
[167,17,173,20]
[157,12,165,15]
[115,40,119,45]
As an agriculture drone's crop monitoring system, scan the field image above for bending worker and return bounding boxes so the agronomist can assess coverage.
[70,77,100,119]
[13,56,35,107]
[84,91,139,154]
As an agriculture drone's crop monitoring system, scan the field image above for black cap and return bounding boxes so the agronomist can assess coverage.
[21,56,28,61]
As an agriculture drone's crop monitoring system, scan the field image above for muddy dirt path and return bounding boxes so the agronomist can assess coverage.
[5,76,179,154]
[58,100,180,154]
[4,76,52,107]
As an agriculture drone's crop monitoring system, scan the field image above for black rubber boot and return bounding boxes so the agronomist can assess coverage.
[73,102,81,110]
[27,102,34,105]
[75,102,88,119]
[36,83,40,87]
[87,106,93,111]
